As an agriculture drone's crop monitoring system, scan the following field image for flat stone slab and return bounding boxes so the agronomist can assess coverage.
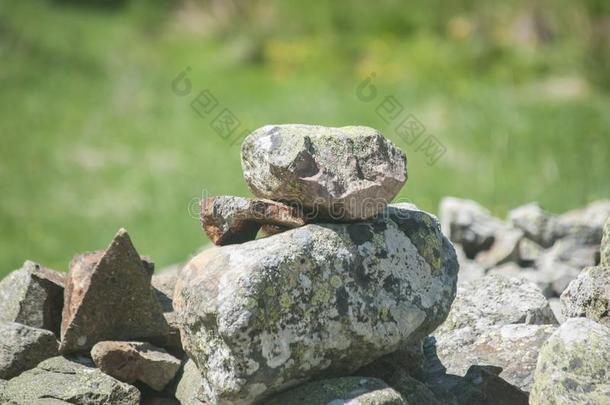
[241,125,407,221]
[60,228,168,353]
[92,341,181,391]
[200,196,305,245]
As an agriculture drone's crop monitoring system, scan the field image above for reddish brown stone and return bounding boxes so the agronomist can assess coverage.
[200,196,305,245]
[60,229,168,354]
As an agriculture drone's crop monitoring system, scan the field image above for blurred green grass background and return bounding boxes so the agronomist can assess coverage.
[1,0,609,276]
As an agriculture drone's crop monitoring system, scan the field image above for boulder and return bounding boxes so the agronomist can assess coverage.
[0,321,59,379]
[561,266,610,327]
[92,341,181,391]
[436,274,556,335]
[265,377,407,405]
[172,359,206,405]
[428,324,557,392]
[0,356,141,404]
[174,204,458,404]
[530,318,610,404]
[0,260,64,335]
[60,229,168,353]
[439,197,505,258]
[241,125,407,221]
[200,196,305,245]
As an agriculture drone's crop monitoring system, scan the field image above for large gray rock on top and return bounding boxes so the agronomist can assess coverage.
[0,260,64,335]
[0,321,59,379]
[439,197,506,258]
[174,204,458,404]
[266,377,407,405]
[436,274,556,335]
[530,318,610,404]
[60,229,168,353]
[429,323,557,392]
[0,356,141,404]
[561,266,610,327]
[241,125,407,221]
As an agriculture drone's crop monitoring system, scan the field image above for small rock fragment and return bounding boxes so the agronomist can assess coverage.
[0,321,59,379]
[508,202,556,247]
[0,260,64,335]
[92,341,181,391]
[265,377,407,405]
[476,228,524,269]
[60,228,168,353]
[439,197,506,258]
[200,196,305,245]
[530,318,610,404]
[152,269,182,353]
[561,266,610,327]
[0,356,141,404]
[172,359,206,405]
[241,125,407,221]
[601,217,610,267]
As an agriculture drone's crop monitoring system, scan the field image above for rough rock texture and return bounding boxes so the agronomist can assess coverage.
[436,274,556,335]
[553,199,610,241]
[152,269,182,353]
[241,125,407,221]
[60,229,168,353]
[92,341,181,391]
[0,356,141,404]
[0,260,64,335]
[547,298,566,323]
[174,203,458,404]
[508,202,556,248]
[0,321,59,379]
[561,266,610,327]
[439,197,505,258]
[486,263,555,298]
[265,377,407,405]
[530,318,610,404]
[475,228,524,270]
[201,196,305,245]
[428,324,557,392]
[602,217,610,266]
[173,359,206,405]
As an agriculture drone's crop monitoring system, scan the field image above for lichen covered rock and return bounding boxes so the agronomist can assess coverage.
[530,318,610,404]
[174,204,458,404]
[0,356,141,404]
[265,377,407,405]
[0,321,59,379]
[0,260,64,335]
[561,266,610,327]
[241,125,407,221]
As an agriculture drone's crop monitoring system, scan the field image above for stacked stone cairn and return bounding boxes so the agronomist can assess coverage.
[0,124,608,405]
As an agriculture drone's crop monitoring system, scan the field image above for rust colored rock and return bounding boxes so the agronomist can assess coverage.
[91,341,181,391]
[60,229,168,354]
[200,196,305,245]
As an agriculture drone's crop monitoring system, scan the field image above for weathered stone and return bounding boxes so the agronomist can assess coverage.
[0,356,140,404]
[91,341,181,391]
[201,196,305,245]
[0,321,59,379]
[486,263,555,298]
[60,229,168,353]
[508,202,556,247]
[530,318,610,404]
[517,237,543,265]
[429,324,557,392]
[152,269,182,353]
[439,197,505,258]
[172,359,206,405]
[241,125,407,221]
[602,217,610,267]
[553,199,610,241]
[0,260,64,335]
[260,223,291,237]
[266,377,407,405]
[475,228,524,269]
[454,245,486,287]
[436,274,556,335]
[456,365,529,405]
[174,203,458,404]
[547,298,566,323]
[561,266,610,327]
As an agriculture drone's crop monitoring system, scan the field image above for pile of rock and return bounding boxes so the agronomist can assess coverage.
[1,124,608,405]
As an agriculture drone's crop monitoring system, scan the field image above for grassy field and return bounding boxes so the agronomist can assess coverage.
[1,0,609,277]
